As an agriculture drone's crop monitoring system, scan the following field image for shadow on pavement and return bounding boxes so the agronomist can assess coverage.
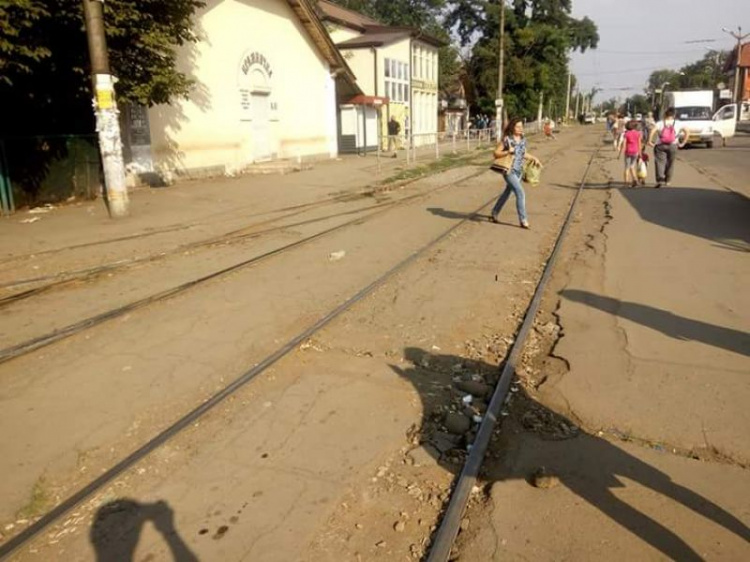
[390,347,750,561]
[562,289,750,358]
[619,186,750,246]
[91,499,198,562]
[426,207,499,225]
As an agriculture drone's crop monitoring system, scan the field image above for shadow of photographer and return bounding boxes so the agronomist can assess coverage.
[390,346,750,561]
[90,499,198,562]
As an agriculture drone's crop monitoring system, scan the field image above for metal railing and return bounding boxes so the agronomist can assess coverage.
[376,128,497,167]
[0,135,102,214]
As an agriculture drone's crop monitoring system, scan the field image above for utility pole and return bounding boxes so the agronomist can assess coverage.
[537,90,544,127]
[722,26,749,103]
[564,70,572,123]
[574,89,580,121]
[82,0,129,218]
[495,0,506,138]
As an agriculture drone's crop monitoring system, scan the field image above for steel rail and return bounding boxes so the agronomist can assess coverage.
[0,169,488,365]
[0,166,487,302]
[0,190,366,266]
[427,146,601,562]
[0,194,497,560]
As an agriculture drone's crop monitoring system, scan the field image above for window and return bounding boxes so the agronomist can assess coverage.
[384,57,409,103]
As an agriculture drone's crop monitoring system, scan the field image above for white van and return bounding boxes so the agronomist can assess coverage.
[664,90,715,148]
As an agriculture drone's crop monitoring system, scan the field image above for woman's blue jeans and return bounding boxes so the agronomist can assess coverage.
[491,169,527,223]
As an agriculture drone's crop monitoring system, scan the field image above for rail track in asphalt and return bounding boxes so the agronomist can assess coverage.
[0,161,494,304]
[426,146,601,562]
[0,182,504,560]
[0,140,582,559]
[0,166,491,364]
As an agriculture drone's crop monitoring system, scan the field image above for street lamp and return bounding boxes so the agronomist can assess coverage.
[722,26,750,103]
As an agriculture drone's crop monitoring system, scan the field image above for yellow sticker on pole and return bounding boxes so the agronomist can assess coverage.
[96,87,114,110]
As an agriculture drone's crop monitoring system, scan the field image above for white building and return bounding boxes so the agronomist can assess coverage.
[126,0,360,177]
[316,1,443,149]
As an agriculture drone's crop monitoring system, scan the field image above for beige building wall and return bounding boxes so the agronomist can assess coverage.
[340,48,375,96]
[148,0,338,174]
[410,40,439,145]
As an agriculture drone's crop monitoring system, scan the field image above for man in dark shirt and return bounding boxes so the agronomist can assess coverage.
[388,117,401,157]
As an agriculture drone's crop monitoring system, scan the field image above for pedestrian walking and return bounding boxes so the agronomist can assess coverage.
[490,118,542,229]
[618,120,642,187]
[648,108,688,188]
[543,118,556,140]
[642,111,655,144]
[387,116,401,157]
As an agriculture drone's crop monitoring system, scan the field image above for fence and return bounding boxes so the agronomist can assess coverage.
[0,135,102,214]
[375,120,544,169]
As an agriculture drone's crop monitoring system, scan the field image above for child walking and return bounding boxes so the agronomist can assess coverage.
[618,120,642,187]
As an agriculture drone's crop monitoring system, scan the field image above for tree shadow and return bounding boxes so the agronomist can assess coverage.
[619,186,750,246]
[146,9,212,177]
[390,347,750,560]
[561,289,750,358]
[90,499,199,562]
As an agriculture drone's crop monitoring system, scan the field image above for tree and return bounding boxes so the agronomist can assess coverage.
[446,0,599,119]
[0,0,205,202]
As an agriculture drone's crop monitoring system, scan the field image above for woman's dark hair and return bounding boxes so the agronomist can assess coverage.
[503,118,522,138]
[626,120,637,130]
[664,108,676,119]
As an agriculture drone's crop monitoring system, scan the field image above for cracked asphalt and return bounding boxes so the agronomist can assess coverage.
[458,133,750,561]
[2,128,747,561]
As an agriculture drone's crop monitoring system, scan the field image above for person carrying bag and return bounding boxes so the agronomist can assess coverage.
[489,118,542,229]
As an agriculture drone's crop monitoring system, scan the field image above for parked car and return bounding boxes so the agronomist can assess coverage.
[583,113,595,124]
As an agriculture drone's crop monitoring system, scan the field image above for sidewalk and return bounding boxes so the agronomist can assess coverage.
[459,144,750,560]
[0,137,496,260]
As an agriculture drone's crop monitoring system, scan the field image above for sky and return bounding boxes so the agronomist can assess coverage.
[570,0,750,103]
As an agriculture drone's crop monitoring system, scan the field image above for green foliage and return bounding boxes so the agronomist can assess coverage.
[647,50,730,93]
[1,0,204,203]
[448,0,599,120]
[0,0,204,136]
[0,0,51,83]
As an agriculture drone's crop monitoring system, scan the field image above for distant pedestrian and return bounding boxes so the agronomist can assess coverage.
[648,108,688,188]
[642,111,655,144]
[543,118,556,140]
[490,118,542,229]
[387,116,401,157]
[618,120,642,187]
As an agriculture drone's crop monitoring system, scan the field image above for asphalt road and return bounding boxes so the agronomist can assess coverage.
[678,132,750,199]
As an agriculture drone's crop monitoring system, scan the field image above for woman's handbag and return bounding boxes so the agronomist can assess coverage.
[490,154,514,174]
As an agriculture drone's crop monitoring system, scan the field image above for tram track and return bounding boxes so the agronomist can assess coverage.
[426,146,601,561]
[0,167,489,365]
[0,165,491,304]
[0,139,581,558]
[0,184,500,560]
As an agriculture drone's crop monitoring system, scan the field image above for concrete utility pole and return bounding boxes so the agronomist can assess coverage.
[564,70,572,123]
[574,89,580,120]
[495,0,506,138]
[722,26,750,104]
[537,90,544,127]
[82,0,129,218]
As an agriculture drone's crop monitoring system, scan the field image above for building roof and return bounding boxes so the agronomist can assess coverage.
[317,1,445,49]
[336,30,413,48]
[284,0,361,96]
[316,0,381,31]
